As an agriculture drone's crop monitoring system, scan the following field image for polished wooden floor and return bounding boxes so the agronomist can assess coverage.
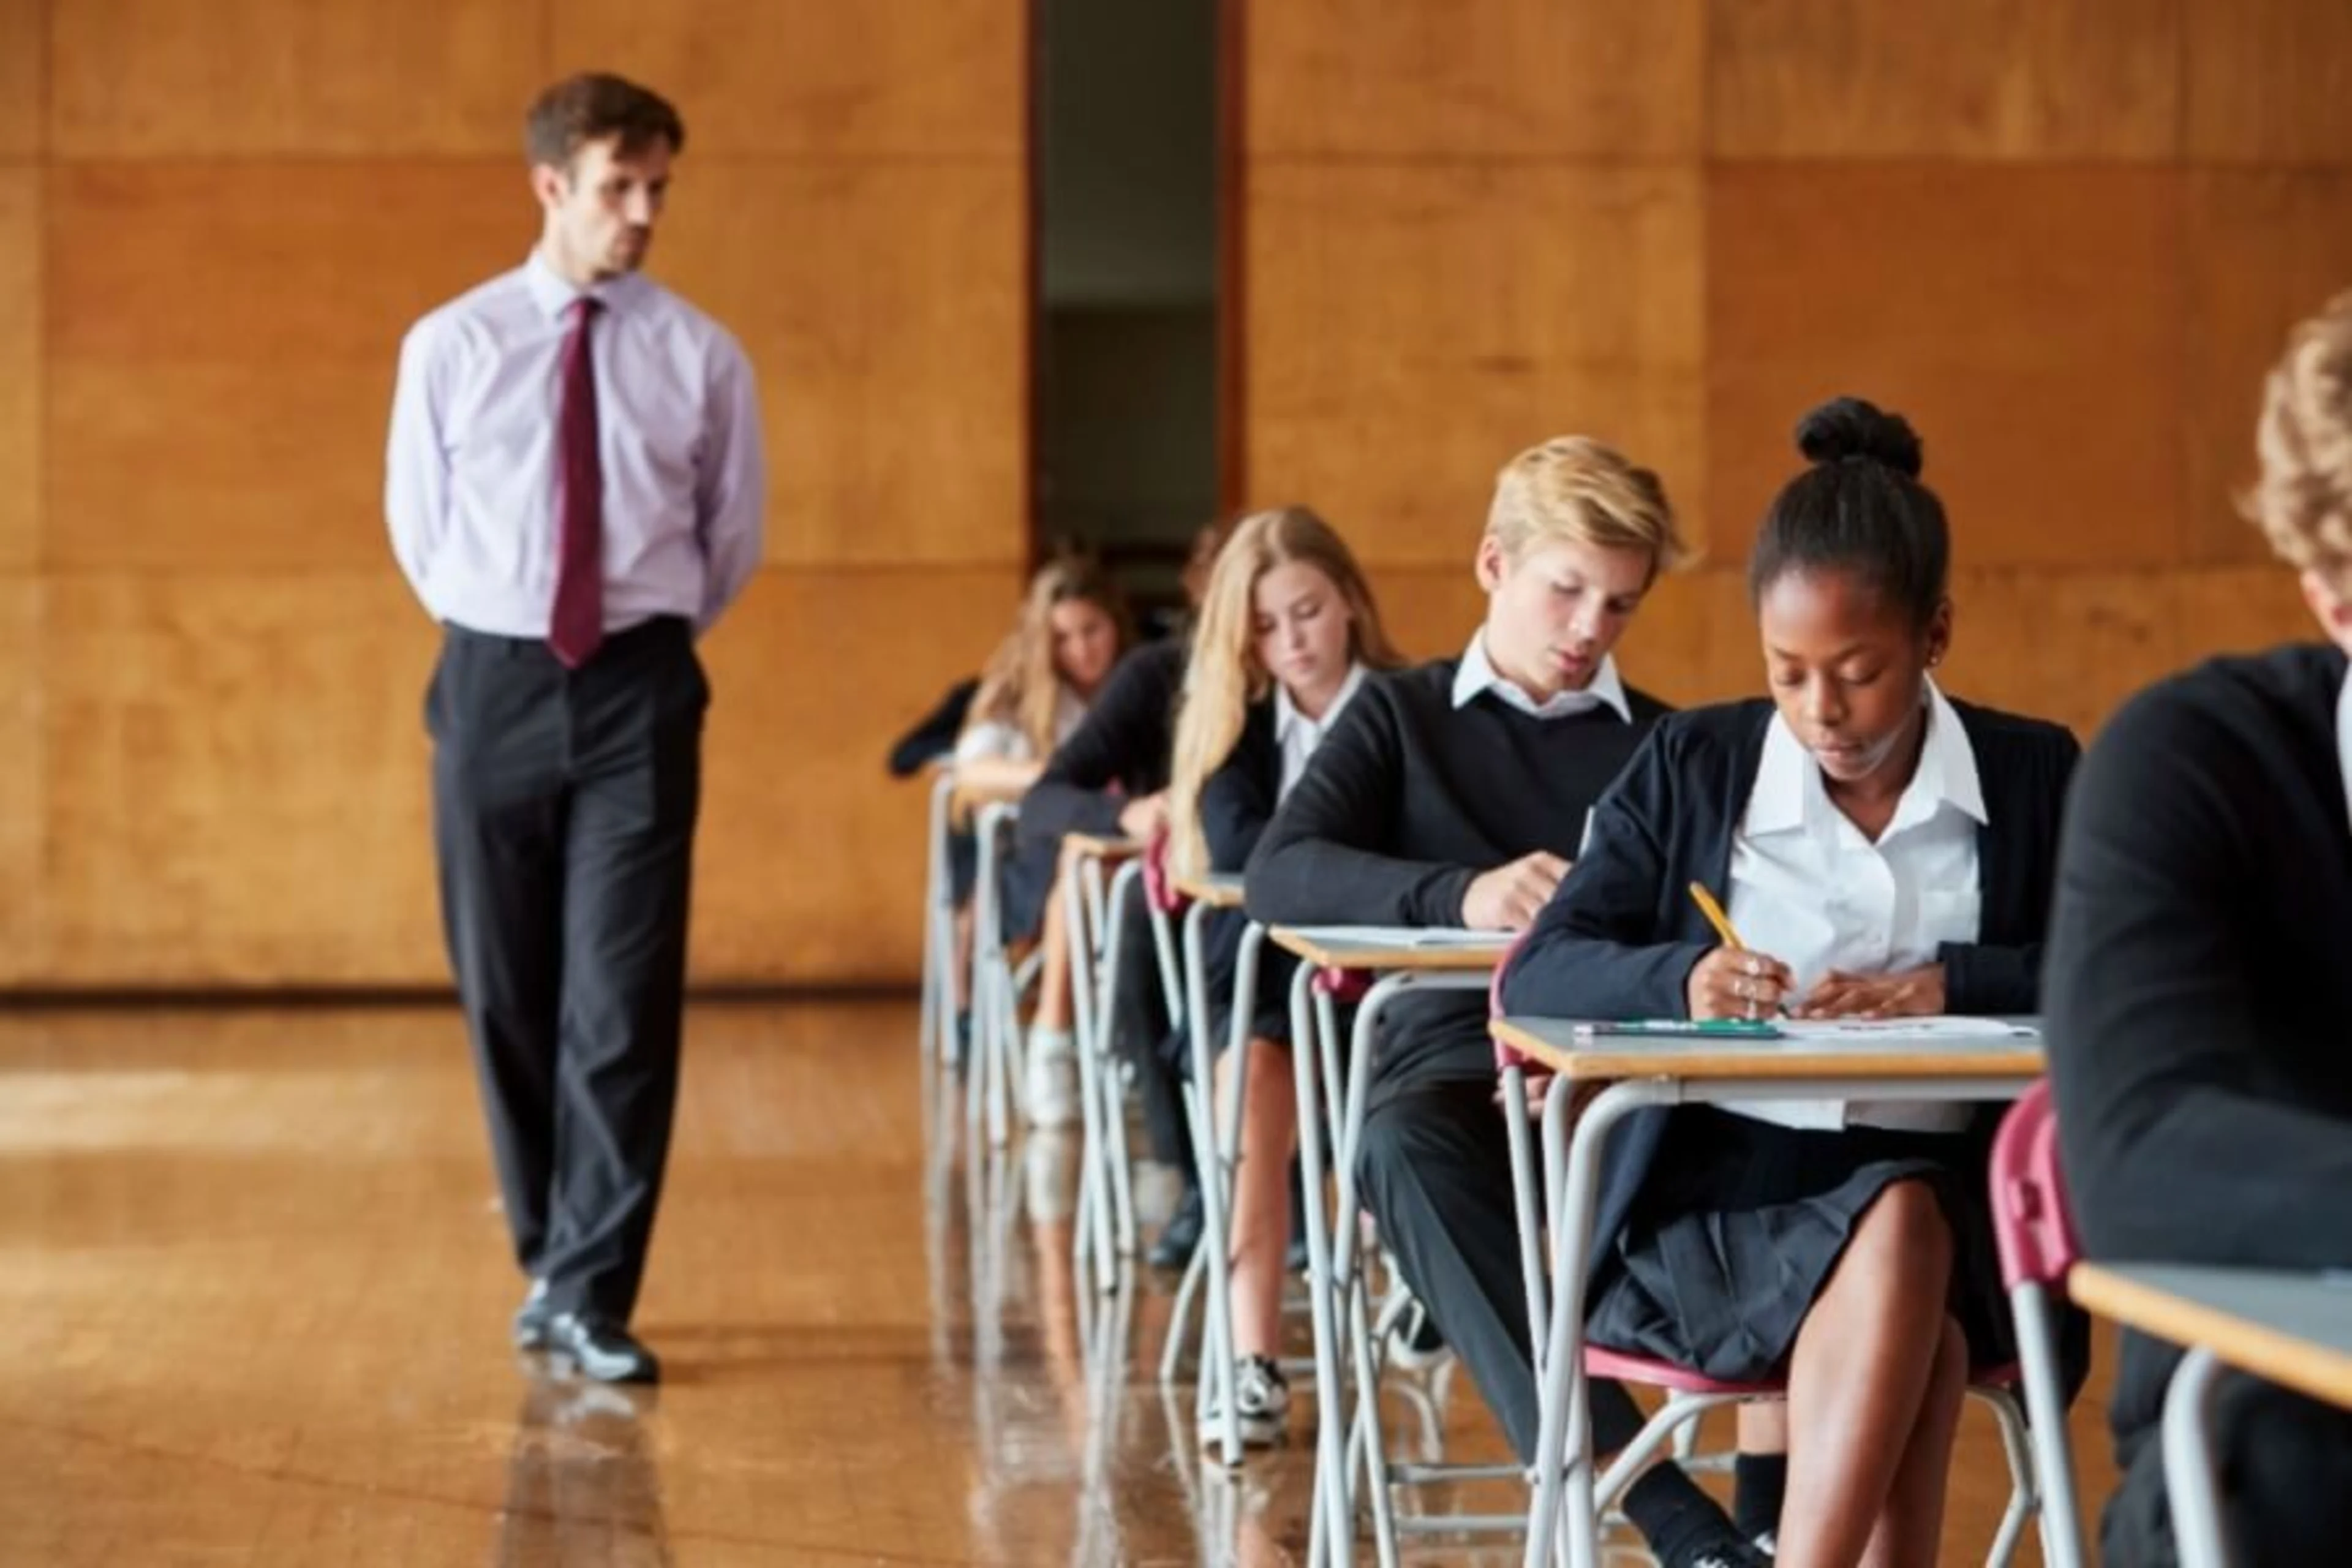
[0,1000,2117,1564]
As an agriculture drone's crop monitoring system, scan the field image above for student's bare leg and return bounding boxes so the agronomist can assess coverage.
[1221,1037,1297,1359]
[1031,869,1073,1031]
[1861,1314,1967,1567]
[1777,1180,1958,1568]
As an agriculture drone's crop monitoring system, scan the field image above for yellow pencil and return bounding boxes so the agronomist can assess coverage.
[1686,881,1747,952]
[1689,881,1793,1015]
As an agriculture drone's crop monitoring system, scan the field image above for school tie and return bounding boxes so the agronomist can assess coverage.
[549,296,605,668]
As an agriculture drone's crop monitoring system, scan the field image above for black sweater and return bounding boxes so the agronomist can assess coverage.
[1198,699,1294,1034]
[886,677,978,778]
[2045,643,2352,1461]
[1499,696,2080,1294]
[1018,638,1186,854]
[1245,659,1668,1086]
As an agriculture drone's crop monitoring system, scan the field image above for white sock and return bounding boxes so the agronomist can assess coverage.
[1028,1025,1074,1058]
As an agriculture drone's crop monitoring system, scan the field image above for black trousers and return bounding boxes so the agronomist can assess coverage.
[2106,1367,2352,1567]
[1106,891,1192,1175]
[1358,1076,1645,1462]
[428,616,706,1325]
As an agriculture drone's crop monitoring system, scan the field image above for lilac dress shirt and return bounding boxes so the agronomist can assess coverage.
[386,251,766,638]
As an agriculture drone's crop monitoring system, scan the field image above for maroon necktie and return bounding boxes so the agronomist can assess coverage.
[549,296,605,668]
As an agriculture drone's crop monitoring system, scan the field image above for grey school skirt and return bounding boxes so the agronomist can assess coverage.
[1585,1105,2012,1384]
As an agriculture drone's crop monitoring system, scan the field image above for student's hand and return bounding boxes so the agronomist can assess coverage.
[1118,791,1167,841]
[1461,851,1570,931]
[1792,963,1947,1020]
[1687,946,1796,1020]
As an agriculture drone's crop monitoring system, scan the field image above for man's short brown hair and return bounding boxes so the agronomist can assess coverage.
[525,74,685,170]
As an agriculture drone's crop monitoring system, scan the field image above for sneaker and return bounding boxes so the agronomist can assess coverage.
[1022,1027,1079,1128]
[1751,1531,1776,1559]
[1197,1354,1289,1450]
[1660,1529,1773,1568]
[1384,1295,1450,1372]
[1681,1545,1772,1568]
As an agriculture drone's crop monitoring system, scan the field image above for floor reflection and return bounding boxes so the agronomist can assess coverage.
[494,1376,669,1568]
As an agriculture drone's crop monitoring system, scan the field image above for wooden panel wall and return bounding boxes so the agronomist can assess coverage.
[6,1,1028,987]
[1242,1,2352,742]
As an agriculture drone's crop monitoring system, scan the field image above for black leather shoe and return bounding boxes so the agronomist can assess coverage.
[545,1313,661,1384]
[513,1280,557,1349]
[1148,1183,1204,1270]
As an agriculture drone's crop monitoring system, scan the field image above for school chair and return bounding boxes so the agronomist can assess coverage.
[919,767,962,1070]
[1988,1079,2092,1568]
[1496,1011,2048,1568]
[965,799,1037,1147]
[1066,836,1167,1298]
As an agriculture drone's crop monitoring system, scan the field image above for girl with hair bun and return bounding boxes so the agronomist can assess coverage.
[1501,397,2083,1566]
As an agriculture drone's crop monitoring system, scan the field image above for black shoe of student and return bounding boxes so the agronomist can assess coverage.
[1384,1295,1450,1371]
[954,1010,973,1072]
[1286,1232,1311,1273]
[512,1280,557,1349]
[544,1313,661,1384]
[1665,1529,1773,1568]
[1148,1184,1205,1270]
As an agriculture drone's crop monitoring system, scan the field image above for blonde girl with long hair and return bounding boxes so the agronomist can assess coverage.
[953,556,1130,794]
[1164,505,1402,1447]
[946,557,1130,1058]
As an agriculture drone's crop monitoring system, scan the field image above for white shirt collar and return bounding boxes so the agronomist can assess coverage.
[1276,662,1368,746]
[1450,632,1632,723]
[1746,677,1986,838]
[2335,669,2352,834]
[523,249,640,322]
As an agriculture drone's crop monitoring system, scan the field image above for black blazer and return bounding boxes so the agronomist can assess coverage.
[1200,698,1281,872]
[2046,643,2352,1450]
[1018,638,1186,851]
[1196,700,1288,1019]
[1499,695,2081,1295]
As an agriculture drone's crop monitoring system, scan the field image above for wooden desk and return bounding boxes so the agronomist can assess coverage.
[2071,1264,2352,1411]
[1495,1014,2045,1568]
[1170,870,1245,910]
[2071,1260,2352,1568]
[1268,924,1512,974]
[1261,924,1510,1561]
[1493,1016,2045,1085]
[1061,832,1144,864]
[948,775,1026,825]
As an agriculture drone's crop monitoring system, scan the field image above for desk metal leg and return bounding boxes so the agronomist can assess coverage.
[1066,860,1114,1297]
[1290,963,1352,1566]
[1100,863,1145,1261]
[1526,1080,1676,1568]
[1328,973,1492,1568]
[1183,900,1243,1467]
[2163,1346,2231,1568]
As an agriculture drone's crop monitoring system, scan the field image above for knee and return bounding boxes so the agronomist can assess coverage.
[1849,1178,1956,1292]
[1354,1103,1415,1197]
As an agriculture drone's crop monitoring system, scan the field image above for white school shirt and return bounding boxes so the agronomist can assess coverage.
[1273,663,1370,797]
[1451,633,1632,722]
[1717,681,1985,1133]
[952,683,1089,767]
[2335,670,2352,829]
